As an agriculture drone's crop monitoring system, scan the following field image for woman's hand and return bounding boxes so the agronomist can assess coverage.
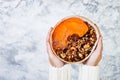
[46,27,65,68]
[83,36,103,66]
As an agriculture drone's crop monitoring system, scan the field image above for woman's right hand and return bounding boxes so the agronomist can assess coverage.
[83,36,103,66]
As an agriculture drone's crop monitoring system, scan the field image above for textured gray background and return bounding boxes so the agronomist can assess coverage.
[0,0,120,80]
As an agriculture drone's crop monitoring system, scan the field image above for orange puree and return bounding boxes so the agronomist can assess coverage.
[52,17,88,49]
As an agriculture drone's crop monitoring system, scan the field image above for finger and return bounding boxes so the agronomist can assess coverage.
[90,36,102,60]
[46,27,53,43]
[46,27,53,55]
[93,36,103,56]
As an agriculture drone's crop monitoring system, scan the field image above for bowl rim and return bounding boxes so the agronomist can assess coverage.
[50,16,101,64]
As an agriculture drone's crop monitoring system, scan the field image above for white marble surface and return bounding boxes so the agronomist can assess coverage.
[0,0,120,80]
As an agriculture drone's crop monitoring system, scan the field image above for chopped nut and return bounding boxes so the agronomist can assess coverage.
[83,44,90,49]
[90,29,94,34]
[85,53,89,57]
[72,51,75,55]
[78,53,84,59]
[60,53,66,58]
[70,47,77,51]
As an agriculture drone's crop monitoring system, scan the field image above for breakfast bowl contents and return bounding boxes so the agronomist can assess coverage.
[50,16,100,63]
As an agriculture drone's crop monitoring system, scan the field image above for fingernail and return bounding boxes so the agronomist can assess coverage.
[50,27,53,29]
[99,35,103,39]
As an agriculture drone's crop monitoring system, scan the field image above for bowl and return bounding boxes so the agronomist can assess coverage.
[50,16,101,63]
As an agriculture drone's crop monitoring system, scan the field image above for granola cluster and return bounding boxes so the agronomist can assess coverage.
[54,22,97,62]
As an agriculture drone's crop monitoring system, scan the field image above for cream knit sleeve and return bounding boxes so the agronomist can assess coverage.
[79,64,100,80]
[49,64,71,80]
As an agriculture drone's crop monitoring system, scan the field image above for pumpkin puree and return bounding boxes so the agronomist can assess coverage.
[52,17,88,49]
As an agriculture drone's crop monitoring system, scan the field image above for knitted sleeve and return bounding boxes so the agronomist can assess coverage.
[49,64,71,80]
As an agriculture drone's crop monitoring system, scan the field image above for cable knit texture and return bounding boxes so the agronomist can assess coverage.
[79,64,99,80]
[49,64,71,80]
[49,64,99,80]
